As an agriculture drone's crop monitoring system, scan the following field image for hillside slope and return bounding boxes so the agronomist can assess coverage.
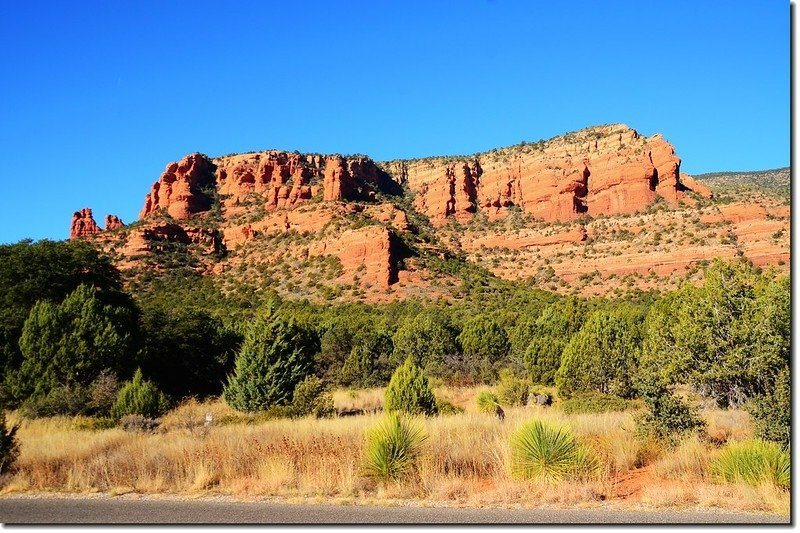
[69,124,790,301]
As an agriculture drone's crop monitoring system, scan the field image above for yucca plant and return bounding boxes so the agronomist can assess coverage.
[510,419,599,483]
[476,391,500,414]
[362,413,427,482]
[711,440,790,490]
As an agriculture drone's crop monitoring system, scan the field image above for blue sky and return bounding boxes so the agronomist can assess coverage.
[0,0,789,243]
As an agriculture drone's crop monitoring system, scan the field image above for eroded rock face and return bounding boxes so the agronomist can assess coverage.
[140,153,217,220]
[104,214,124,230]
[215,151,318,212]
[70,208,101,239]
[308,225,399,288]
[386,125,711,226]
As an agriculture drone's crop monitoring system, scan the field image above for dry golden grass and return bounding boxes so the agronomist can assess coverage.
[0,393,788,517]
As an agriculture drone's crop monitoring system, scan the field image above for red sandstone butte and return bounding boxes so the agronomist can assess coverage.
[69,208,101,239]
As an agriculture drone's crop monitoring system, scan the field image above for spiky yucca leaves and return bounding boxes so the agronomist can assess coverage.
[362,413,427,482]
[510,420,599,483]
[711,440,790,490]
[476,391,500,414]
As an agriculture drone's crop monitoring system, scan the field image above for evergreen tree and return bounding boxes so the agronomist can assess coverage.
[138,305,240,399]
[523,297,588,385]
[457,315,510,382]
[384,358,438,416]
[223,310,318,412]
[392,311,459,378]
[12,284,137,401]
[555,307,643,399]
[340,329,394,387]
[111,368,169,419]
[640,260,788,406]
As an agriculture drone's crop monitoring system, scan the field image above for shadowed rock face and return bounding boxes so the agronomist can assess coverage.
[140,153,218,220]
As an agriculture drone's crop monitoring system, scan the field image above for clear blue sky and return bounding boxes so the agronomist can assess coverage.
[0,0,789,243]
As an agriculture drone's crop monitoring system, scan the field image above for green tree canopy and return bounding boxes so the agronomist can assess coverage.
[524,297,589,385]
[392,310,460,378]
[340,329,395,388]
[392,309,461,376]
[555,306,643,399]
[639,259,788,406]
[12,284,138,401]
[0,240,126,383]
[223,308,319,412]
[457,314,510,382]
[138,305,241,399]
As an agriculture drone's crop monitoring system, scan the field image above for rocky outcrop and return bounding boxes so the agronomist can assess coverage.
[104,214,124,230]
[140,153,217,220]
[116,223,223,262]
[386,125,712,226]
[215,151,318,212]
[323,155,386,202]
[679,173,714,199]
[212,151,395,216]
[70,208,101,239]
[308,226,399,288]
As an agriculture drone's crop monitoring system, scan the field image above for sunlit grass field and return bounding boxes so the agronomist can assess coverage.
[1,387,788,517]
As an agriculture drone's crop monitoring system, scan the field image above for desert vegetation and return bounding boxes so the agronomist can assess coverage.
[0,239,789,516]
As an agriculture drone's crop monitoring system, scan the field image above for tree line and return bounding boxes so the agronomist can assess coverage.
[0,239,789,445]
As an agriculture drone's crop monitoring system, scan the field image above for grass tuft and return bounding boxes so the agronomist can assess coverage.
[711,439,789,490]
[510,419,599,483]
[362,413,427,482]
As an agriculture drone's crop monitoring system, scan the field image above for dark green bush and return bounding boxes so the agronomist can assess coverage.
[291,376,335,418]
[223,310,318,412]
[746,366,790,448]
[635,379,704,443]
[0,411,19,475]
[384,358,438,416]
[495,369,530,407]
[111,369,169,420]
[20,385,89,418]
[560,392,634,415]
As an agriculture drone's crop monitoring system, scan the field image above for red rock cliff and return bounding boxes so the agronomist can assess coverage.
[384,124,710,225]
[140,153,217,220]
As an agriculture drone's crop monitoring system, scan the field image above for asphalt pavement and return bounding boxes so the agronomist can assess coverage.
[0,496,789,524]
